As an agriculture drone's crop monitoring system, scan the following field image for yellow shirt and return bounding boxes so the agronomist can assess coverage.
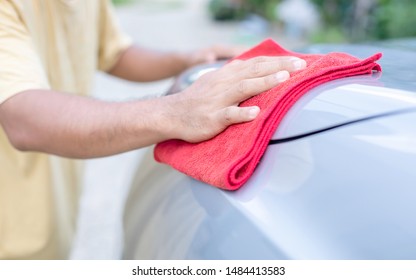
[0,0,131,259]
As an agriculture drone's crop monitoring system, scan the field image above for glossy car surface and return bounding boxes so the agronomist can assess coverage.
[123,41,416,259]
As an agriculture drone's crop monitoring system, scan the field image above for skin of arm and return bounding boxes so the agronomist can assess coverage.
[108,44,248,82]
[0,49,306,159]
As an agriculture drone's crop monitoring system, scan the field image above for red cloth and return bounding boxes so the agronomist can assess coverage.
[154,39,382,190]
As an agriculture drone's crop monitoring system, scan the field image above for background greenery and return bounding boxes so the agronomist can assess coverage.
[311,0,416,42]
[112,0,133,6]
[209,0,416,42]
[112,0,416,42]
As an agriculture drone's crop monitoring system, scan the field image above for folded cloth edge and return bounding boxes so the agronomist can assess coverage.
[227,54,382,190]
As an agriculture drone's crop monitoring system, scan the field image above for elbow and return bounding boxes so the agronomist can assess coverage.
[0,114,35,152]
[5,127,33,152]
[0,91,40,152]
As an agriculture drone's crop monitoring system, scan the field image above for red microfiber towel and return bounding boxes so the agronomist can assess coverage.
[154,39,382,190]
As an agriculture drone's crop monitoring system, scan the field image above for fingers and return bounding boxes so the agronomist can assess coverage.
[225,56,307,79]
[214,69,286,126]
[217,106,260,126]
[224,70,289,105]
[216,56,306,104]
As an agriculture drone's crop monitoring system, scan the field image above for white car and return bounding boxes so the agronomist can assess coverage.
[123,40,416,259]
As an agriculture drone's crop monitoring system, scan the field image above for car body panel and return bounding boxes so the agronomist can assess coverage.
[271,79,416,140]
[123,41,416,259]
[124,110,416,259]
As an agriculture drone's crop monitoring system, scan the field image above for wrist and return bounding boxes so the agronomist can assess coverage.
[138,94,184,142]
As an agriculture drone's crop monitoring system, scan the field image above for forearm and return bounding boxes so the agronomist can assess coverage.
[0,56,306,159]
[108,45,189,82]
[0,89,173,158]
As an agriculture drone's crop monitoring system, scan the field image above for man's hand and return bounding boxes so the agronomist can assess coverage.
[162,55,307,143]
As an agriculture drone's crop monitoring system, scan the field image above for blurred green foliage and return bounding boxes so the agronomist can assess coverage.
[373,0,416,39]
[210,0,416,42]
[209,0,281,21]
[112,0,133,6]
[243,0,281,20]
[311,0,416,42]
[209,0,246,20]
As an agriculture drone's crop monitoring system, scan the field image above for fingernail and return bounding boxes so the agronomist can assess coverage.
[249,106,260,118]
[292,59,306,70]
[275,71,290,82]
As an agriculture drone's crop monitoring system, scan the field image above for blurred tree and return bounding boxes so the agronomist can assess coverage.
[209,0,416,41]
[372,0,416,39]
[312,0,416,42]
[209,0,246,21]
[209,0,281,21]
[312,0,350,26]
[243,0,281,20]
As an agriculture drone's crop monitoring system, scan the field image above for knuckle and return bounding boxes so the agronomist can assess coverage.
[283,59,295,70]
[251,76,276,94]
[223,107,233,124]
[264,74,276,86]
[237,80,250,95]
[251,56,267,64]
[273,60,284,70]
[250,61,262,76]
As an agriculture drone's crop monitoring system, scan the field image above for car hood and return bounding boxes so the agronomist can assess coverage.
[271,75,416,140]
[273,43,416,140]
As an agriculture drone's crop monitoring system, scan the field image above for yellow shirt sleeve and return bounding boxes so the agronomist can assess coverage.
[0,0,50,104]
[97,0,133,72]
